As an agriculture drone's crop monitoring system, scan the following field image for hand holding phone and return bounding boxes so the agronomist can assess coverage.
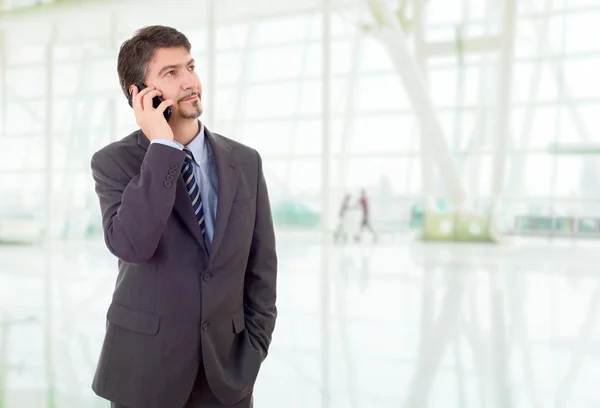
[129,84,174,142]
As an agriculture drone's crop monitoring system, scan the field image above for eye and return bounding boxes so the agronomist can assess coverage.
[188,65,195,72]
[166,70,176,77]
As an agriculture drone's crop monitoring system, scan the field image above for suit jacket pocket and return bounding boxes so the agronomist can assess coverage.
[229,197,255,215]
[107,302,160,335]
[232,306,245,334]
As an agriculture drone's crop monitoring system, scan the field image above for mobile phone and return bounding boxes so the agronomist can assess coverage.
[128,83,172,122]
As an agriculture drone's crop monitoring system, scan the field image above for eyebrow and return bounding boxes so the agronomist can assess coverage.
[157,58,195,76]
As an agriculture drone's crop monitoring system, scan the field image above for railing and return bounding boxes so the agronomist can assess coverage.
[513,215,600,237]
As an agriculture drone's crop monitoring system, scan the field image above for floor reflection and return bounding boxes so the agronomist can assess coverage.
[1,235,600,407]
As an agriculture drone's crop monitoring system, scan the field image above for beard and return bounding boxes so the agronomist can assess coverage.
[178,98,203,119]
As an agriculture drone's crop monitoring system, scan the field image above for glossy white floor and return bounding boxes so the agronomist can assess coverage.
[1,232,599,408]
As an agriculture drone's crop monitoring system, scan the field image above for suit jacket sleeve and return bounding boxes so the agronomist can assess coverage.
[91,143,185,264]
[244,150,278,360]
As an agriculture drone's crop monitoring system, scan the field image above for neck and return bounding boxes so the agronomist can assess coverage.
[170,118,200,146]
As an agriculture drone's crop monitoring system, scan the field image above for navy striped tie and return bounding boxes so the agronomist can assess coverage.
[182,147,206,235]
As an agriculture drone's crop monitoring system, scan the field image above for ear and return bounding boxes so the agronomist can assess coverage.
[129,84,137,95]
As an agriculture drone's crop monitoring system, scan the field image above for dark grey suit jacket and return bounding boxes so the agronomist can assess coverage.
[89,126,277,408]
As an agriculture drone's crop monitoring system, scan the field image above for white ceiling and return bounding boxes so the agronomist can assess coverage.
[0,0,364,37]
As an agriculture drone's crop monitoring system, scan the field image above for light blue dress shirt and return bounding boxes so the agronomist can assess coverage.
[151,122,219,253]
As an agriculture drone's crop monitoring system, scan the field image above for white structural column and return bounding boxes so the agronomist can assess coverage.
[230,21,255,145]
[412,0,435,210]
[367,0,467,206]
[506,0,553,197]
[465,0,494,206]
[43,25,58,406]
[320,1,332,408]
[283,19,313,185]
[336,28,363,190]
[0,29,6,139]
[206,0,216,127]
[321,1,332,236]
[109,12,118,142]
[489,0,517,224]
[44,25,56,239]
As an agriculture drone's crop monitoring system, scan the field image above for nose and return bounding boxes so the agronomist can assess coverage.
[181,70,197,91]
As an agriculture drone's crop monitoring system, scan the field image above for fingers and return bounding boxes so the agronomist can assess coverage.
[157,99,174,113]
[132,85,154,112]
[131,85,140,111]
[132,85,157,111]
[142,89,162,110]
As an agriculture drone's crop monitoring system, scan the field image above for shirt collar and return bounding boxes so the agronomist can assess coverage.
[184,121,205,164]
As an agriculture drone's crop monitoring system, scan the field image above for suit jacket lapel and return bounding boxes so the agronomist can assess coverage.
[205,127,239,265]
[137,130,208,253]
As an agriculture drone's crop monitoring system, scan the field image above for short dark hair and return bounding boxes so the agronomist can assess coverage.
[117,25,191,99]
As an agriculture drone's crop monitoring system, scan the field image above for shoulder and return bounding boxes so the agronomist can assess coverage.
[91,129,143,171]
[211,132,255,154]
[93,130,140,159]
[210,132,262,167]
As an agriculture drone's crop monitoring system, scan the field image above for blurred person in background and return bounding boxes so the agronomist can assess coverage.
[334,193,352,243]
[89,25,277,408]
[356,188,377,243]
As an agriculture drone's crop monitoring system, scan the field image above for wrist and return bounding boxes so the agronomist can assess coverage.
[151,139,184,150]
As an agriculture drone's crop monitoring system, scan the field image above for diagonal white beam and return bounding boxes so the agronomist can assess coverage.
[402,271,466,407]
[505,0,555,198]
[519,0,600,191]
[366,0,468,206]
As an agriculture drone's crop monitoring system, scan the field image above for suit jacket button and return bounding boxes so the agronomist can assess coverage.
[203,273,211,282]
[164,181,172,188]
[171,164,178,170]
[168,169,177,176]
[202,322,209,331]
[166,174,174,181]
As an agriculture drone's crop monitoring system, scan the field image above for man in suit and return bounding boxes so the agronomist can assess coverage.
[89,25,277,408]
